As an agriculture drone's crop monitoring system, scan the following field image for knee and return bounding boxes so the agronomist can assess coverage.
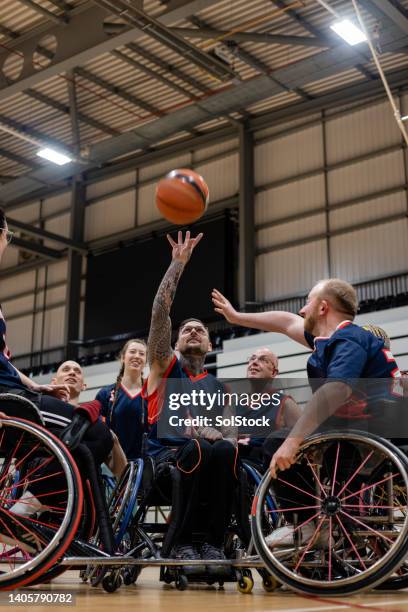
[211,439,236,463]
[176,438,211,473]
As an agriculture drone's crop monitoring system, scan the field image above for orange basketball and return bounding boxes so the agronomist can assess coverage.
[156,169,209,225]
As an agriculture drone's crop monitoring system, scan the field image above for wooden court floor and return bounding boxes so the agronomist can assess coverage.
[1,569,408,612]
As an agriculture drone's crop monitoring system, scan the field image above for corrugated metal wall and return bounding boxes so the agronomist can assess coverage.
[254,94,408,301]
[2,92,408,359]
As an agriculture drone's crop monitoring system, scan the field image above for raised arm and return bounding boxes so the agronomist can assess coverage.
[212,289,308,348]
[147,231,203,390]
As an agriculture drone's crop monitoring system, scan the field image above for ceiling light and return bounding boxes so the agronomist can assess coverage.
[330,19,367,45]
[37,148,72,165]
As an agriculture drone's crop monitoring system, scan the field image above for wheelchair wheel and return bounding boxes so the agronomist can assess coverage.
[375,453,408,591]
[0,418,83,590]
[251,431,408,596]
[87,460,142,586]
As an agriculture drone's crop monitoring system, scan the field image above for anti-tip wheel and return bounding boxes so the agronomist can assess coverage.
[262,575,280,592]
[237,575,254,594]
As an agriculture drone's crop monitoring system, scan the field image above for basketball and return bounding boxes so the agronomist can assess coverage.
[156,169,209,225]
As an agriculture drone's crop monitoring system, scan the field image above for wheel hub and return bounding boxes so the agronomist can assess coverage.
[321,496,341,516]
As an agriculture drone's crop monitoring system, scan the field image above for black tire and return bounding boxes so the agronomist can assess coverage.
[175,574,188,591]
[251,431,408,596]
[0,418,83,590]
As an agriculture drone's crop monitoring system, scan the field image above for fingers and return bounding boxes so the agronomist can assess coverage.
[167,234,177,248]
[212,288,225,301]
[270,457,277,479]
[192,232,203,247]
[178,230,182,244]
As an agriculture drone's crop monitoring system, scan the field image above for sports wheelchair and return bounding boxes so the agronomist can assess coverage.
[0,393,270,593]
[251,430,408,595]
[83,446,276,593]
[3,394,408,597]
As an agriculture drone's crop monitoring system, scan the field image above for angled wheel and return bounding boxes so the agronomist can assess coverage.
[87,460,142,586]
[0,417,83,590]
[251,431,408,596]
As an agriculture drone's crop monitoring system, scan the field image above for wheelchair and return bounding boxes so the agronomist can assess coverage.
[0,394,267,593]
[112,451,271,593]
[251,430,408,596]
[0,393,121,591]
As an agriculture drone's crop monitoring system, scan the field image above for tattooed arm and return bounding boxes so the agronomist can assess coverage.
[147,231,203,395]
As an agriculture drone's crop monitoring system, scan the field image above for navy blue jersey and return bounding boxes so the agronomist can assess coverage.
[305,321,401,418]
[305,321,400,384]
[143,355,225,456]
[0,307,26,391]
[95,383,147,460]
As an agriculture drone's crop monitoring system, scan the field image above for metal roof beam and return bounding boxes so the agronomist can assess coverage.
[7,216,88,253]
[74,67,163,117]
[25,88,119,136]
[0,1,222,101]
[11,235,63,259]
[91,0,237,82]
[171,27,331,48]
[111,49,192,99]
[189,15,312,101]
[0,257,54,279]
[0,23,19,39]
[16,0,69,25]
[0,147,40,171]
[366,0,408,35]
[0,113,75,154]
[125,41,209,94]
[3,66,408,210]
[0,24,406,206]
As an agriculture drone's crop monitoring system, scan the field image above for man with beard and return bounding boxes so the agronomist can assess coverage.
[213,279,401,482]
[238,348,300,463]
[144,231,237,570]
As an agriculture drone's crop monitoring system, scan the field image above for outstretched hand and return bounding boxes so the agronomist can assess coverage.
[212,288,238,324]
[167,231,203,265]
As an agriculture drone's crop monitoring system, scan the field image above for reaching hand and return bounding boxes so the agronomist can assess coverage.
[167,231,203,265]
[37,383,70,402]
[269,438,301,479]
[212,288,238,324]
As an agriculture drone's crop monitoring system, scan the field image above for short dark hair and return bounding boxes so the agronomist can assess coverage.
[0,208,6,231]
[178,318,209,337]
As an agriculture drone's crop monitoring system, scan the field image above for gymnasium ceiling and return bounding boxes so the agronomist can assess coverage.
[0,0,408,209]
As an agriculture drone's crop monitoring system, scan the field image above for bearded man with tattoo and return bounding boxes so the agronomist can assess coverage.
[143,231,238,572]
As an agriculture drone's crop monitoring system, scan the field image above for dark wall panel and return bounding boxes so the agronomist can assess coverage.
[84,215,237,340]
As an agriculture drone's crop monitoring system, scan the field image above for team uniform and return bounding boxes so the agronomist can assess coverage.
[95,383,147,460]
[304,320,402,433]
[267,321,404,521]
[143,354,238,550]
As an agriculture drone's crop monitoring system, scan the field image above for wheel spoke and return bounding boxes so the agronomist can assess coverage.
[335,514,367,571]
[294,517,326,572]
[341,473,400,502]
[336,451,374,498]
[340,510,395,544]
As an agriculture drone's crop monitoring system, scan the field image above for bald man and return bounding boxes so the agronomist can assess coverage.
[52,360,86,407]
[52,361,126,478]
[237,348,301,462]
